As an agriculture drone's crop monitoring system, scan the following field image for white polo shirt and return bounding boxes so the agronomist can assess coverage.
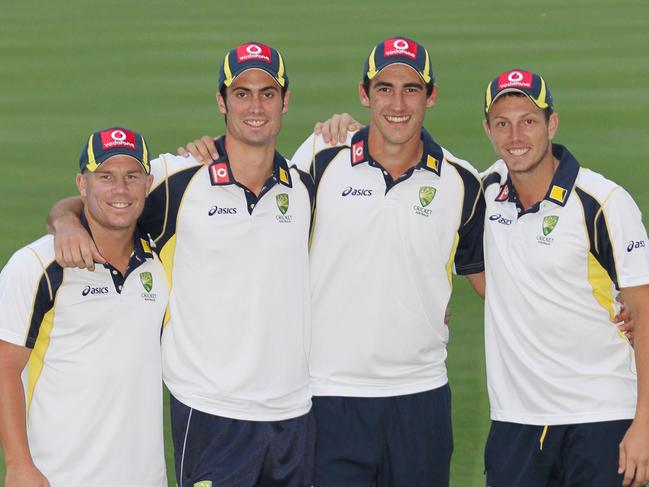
[141,136,313,421]
[292,128,484,397]
[483,144,649,425]
[0,231,168,487]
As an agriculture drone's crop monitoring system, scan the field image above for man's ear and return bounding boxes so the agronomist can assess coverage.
[359,82,370,107]
[76,173,87,200]
[216,91,227,115]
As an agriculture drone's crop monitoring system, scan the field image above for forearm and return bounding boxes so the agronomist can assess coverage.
[465,271,486,299]
[0,369,32,467]
[621,285,649,424]
[46,196,83,234]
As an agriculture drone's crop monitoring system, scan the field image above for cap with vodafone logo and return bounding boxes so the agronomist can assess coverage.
[218,41,288,91]
[79,127,150,174]
[484,69,554,115]
[364,36,434,85]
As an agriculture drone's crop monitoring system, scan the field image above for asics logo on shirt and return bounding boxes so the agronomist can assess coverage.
[489,214,513,226]
[208,205,238,216]
[82,286,109,296]
[627,240,646,252]
[342,187,373,197]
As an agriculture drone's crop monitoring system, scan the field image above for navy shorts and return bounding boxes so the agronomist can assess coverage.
[313,384,453,487]
[170,394,315,487]
[484,419,633,486]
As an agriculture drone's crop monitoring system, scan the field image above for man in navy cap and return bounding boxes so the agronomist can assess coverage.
[48,43,315,487]
[0,128,169,487]
[481,69,649,487]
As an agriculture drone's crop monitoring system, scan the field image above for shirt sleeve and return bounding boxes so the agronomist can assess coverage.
[0,248,52,347]
[601,187,649,289]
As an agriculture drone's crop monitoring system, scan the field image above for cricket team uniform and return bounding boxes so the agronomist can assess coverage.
[0,229,168,487]
[292,127,485,486]
[140,136,314,486]
[482,144,649,485]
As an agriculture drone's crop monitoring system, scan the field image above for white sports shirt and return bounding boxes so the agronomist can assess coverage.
[0,232,168,487]
[292,128,484,397]
[142,137,314,421]
[483,144,649,425]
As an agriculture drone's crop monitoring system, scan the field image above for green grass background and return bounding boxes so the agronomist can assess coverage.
[1,0,647,485]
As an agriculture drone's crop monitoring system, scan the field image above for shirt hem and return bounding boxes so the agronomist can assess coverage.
[311,377,448,398]
[490,408,636,425]
[171,393,312,422]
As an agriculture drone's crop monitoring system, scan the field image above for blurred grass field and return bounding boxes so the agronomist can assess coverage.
[1,0,647,485]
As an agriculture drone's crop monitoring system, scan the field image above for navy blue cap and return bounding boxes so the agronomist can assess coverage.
[485,69,553,114]
[218,42,288,91]
[363,37,434,85]
[79,127,150,174]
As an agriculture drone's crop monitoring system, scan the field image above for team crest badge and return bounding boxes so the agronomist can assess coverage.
[139,272,153,292]
[542,216,559,236]
[276,193,289,215]
[419,186,436,207]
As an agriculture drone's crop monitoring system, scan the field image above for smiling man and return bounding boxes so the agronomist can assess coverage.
[48,43,315,487]
[481,70,649,487]
[0,128,168,487]
[288,37,486,487]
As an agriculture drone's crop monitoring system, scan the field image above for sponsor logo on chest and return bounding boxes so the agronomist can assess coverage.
[627,240,646,252]
[489,213,513,226]
[81,285,110,296]
[342,186,373,197]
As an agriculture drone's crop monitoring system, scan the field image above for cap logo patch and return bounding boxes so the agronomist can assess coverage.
[209,162,231,185]
[100,129,136,151]
[237,43,271,63]
[497,70,533,90]
[351,141,365,164]
[384,38,417,60]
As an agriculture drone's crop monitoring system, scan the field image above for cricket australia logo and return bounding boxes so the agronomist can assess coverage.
[139,272,157,301]
[275,193,292,223]
[414,186,436,217]
[537,215,559,245]
[543,215,559,236]
[419,186,436,207]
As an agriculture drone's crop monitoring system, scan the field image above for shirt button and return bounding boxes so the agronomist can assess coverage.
[112,270,118,275]
[250,203,255,209]
[383,170,388,176]
[118,285,123,291]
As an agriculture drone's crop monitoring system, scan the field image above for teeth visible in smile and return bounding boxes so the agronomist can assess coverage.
[245,120,266,127]
[110,203,130,209]
[385,115,410,123]
[509,148,529,156]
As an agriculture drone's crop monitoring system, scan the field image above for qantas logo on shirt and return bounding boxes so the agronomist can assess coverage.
[627,240,646,252]
[82,285,109,296]
[342,186,373,197]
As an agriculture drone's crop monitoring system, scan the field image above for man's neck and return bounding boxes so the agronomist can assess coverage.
[367,127,423,180]
[84,211,135,275]
[511,155,560,210]
[224,136,276,196]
